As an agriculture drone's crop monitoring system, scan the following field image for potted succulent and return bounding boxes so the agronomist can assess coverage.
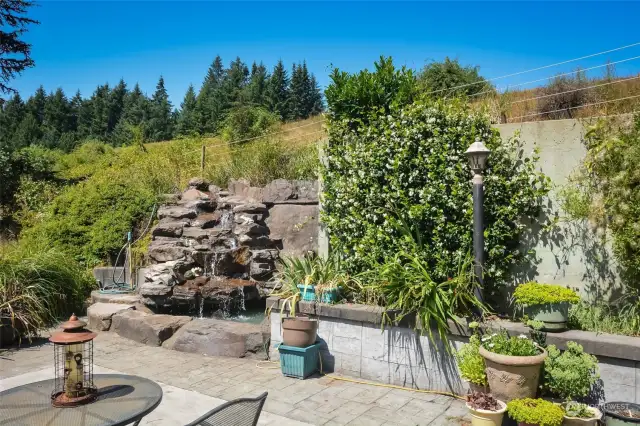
[542,341,600,401]
[506,398,564,426]
[455,322,489,393]
[513,282,580,331]
[479,330,547,402]
[562,401,602,426]
[466,391,507,426]
[604,403,640,425]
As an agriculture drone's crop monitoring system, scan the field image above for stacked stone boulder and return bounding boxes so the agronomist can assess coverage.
[139,177,319,310]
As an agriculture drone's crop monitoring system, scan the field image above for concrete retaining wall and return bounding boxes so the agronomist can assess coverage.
[268,298,640,402]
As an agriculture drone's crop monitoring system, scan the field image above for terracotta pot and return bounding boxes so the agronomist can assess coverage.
[563,406,602,425]
[282,317,318,348]
[479,345,547,403]
[467,400,507,426]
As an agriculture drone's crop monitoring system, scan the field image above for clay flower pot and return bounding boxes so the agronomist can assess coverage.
[281,316,318,348]
[478,345,547,403]
[563,406,602,426]
[466,400,507,426]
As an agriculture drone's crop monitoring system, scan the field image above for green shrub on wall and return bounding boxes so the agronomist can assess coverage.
[322,57,551,295]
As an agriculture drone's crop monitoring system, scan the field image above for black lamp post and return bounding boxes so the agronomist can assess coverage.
[465,138,490,304]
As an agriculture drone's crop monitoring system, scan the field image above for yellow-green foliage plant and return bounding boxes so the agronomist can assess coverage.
[542,341,599,400]
[455,331,488,387]
[513,282,580,306]
[506,398,564,426]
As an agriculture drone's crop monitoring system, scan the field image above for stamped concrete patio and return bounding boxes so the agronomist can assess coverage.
[1,331,470,426]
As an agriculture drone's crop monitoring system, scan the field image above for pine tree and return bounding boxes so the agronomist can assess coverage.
[196,55,226,134]
[122,83,149,126]
[90,84,110,140]
[0,93,25,148]
[42,87,72,148]
[224,56,249,107]
[288,63,305,120]
[69,90,82,133]
[25,85,46,125]
[0,0,39,94]
[246,61,268,106]
[309,75,324,115]
[147,76,174,141]
[76,93,94,140]
[176,84,198,135]
[107,79,127,134]
[12,113,40,149]
[267,60,289,120]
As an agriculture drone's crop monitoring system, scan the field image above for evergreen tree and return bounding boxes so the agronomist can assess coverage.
[42,87,71,148]
[90,84,110,140]
[246,61,268,106]
[0,0,39,94]
[0,93,25,148]
[107,79,127,134]
[75,93,94,140]
[309,75,324,115]
[196,55,226,134]
[69,90,82,133]
[289,63,306,120]
[122,83,149,126]
[25,85,45,125]
[267,60,289,120]
[12,113,40,149]
[224,56,249,107]
[147,76,174,141]
[176,84,198,135]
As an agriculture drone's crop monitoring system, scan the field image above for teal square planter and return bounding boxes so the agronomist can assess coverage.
[297,285,340,303]
[278,342,320,379]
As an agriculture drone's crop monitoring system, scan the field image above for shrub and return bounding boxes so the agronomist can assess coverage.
[513,282,580,306]
[537,71,594,120]
[221,106,279,143]
[323,61,551,297]
[542,341,599,400]
[455,334,487,386]
[569,301,640,336]
[507,398,564,426]
[418,57,493,98]
[0,243,94,337]
[482,330,540,356]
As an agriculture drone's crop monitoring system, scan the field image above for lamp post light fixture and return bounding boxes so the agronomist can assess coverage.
[465,138,491,304]
[50,314,97,407]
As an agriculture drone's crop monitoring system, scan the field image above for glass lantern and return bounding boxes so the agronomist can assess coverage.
[50,314,98,407]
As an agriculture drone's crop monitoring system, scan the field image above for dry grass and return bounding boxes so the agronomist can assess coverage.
[474,73,640,123]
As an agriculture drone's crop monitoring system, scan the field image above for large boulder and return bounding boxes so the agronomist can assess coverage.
[188,177,210,191]
[262,179,318,204]
[111,310,191,346]
[212,247,251,276]
[162,318,265,358]
[191,212,222,228]
[148,241,194,263]
[265,204,319,257]
[87,303,134,331]
[152,221,186,238]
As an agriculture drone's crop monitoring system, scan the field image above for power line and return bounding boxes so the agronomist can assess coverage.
[427,41,640,96]
[507,93,640,122]
[471,55,640,98]
[508,74,640,105]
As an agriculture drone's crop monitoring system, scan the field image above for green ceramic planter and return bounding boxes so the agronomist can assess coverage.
[604,402,640,425]
[524,302,569,332]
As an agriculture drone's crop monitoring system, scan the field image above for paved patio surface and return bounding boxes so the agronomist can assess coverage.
[0,332,470,426]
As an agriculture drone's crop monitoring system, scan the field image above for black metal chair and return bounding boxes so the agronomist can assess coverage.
[184,392,268,426]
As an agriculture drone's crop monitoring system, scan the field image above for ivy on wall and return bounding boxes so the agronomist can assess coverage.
[321,58,552,295]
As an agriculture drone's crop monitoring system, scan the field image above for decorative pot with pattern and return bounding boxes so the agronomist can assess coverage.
[478,345,547,403]
[563,406,602,425]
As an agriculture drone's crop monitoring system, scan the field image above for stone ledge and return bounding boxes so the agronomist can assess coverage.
[267,297,640,362]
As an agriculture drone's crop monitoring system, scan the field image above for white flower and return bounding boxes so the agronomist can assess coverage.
[481,335,492,342]
[518,334,528,339]
[488,343,495,348]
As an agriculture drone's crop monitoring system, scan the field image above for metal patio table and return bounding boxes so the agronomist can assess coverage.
[0,374,163,426]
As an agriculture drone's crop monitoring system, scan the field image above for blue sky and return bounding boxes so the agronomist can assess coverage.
[11,1,640,106]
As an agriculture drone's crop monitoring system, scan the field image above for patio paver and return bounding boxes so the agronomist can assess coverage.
[0,331,470,425]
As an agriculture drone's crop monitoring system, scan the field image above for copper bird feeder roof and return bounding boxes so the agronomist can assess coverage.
[49,314,97,344]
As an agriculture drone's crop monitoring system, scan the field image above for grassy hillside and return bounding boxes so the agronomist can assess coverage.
[15,116,325,265]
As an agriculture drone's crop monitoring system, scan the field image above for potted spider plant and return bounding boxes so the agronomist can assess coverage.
[514,282,580,331]
[466,391,506,426]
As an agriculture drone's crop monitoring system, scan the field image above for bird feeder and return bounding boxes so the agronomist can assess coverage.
[49,314,97,407]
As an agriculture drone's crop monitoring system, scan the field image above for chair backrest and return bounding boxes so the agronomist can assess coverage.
[185,392,268,426]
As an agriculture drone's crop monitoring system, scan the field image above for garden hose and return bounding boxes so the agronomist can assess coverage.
[255,355,466,401]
